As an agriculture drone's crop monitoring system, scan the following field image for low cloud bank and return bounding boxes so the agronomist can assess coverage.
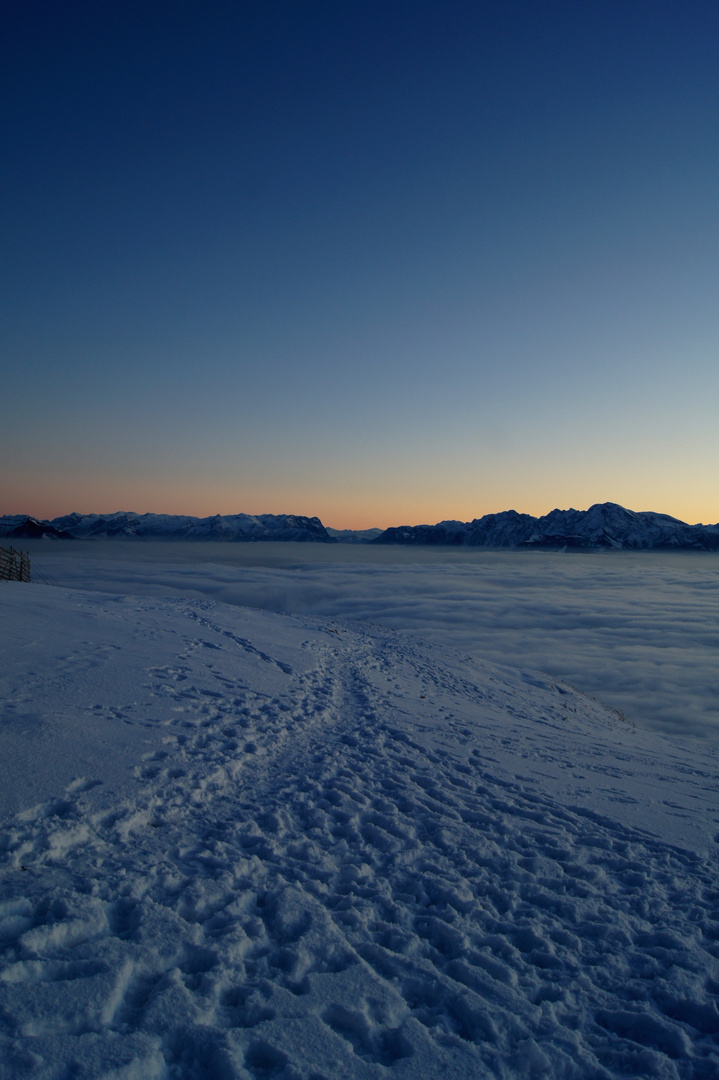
[25,542,719,739]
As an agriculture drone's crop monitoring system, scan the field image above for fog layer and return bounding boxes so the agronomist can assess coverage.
[24,542,719,739]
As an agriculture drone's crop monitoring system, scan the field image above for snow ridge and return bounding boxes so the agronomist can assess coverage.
[1,587,718,1078]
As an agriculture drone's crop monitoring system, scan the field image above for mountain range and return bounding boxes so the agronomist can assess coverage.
[2,503,718,550]
[372,502,719,550]
[0,511,333,543]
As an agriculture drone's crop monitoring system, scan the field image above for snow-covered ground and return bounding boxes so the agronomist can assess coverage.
[1,581,718,1079]
[22,542,719,738]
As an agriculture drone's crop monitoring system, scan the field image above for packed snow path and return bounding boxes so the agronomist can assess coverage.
[1,587,718,1079]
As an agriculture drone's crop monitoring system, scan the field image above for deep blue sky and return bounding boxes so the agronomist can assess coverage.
[3,1,718,527]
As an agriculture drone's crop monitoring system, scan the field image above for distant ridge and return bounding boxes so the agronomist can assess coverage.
[0,512,334,543]
[2,503,718,549]
[0,516,76,541]
[326,526,384,543]
[372,502,719,551]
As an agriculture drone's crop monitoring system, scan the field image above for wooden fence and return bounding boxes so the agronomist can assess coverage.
[0,546,31,582]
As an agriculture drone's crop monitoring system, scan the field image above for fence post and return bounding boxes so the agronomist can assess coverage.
[0,545,31,582]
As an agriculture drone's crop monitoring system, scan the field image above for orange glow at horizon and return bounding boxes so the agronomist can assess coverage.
[3,472,718,532]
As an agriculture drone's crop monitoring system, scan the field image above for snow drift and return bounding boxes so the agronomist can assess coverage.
[0,584,718,1079]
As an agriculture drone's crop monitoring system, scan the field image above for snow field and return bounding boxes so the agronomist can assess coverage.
[22,541,719,739]
[0,585,718,1078]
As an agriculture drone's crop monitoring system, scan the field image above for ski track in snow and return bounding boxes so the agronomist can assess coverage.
[1,591,718,1079]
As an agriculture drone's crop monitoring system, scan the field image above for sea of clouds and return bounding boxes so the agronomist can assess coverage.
[23,540,719,740]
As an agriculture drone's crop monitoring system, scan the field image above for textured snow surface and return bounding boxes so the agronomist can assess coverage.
[21,541,719,738]
[1,584,719,1079]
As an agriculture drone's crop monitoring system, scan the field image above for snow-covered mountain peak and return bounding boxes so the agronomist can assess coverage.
[1,511,335,543]
[374,502,719,550]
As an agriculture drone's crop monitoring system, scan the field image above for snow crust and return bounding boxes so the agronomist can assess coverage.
[1,583,718,1078]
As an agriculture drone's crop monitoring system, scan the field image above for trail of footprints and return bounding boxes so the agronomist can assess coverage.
[0,612,718,1078]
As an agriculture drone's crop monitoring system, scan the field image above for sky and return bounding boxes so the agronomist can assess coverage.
[2,0,718,529]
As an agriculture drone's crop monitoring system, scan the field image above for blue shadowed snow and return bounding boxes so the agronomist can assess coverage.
[0,583,718,1078]
[21,541,719,739]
